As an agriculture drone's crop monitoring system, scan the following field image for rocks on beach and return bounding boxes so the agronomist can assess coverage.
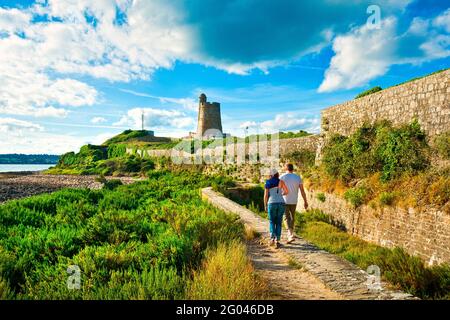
[0,173,139,203]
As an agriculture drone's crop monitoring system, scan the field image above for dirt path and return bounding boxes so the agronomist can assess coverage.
[246,239,342,300]
[202,187,415,300]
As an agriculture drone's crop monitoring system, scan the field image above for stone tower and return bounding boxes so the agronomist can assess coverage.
[196,93,223,139]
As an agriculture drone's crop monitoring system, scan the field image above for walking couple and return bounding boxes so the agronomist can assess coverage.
[263,163,308,248]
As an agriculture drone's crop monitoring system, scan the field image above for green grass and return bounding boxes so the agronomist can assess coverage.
[103,130,152,145]
[355,86,383,99]
[278,130,311,139]
[0,171,246,300]
[47,155,156,177]
[187,241,268,299]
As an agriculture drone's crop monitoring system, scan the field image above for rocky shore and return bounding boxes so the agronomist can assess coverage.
[0,173,139,203]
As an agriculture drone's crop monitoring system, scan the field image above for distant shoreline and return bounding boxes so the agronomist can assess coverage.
[0,164,55,175]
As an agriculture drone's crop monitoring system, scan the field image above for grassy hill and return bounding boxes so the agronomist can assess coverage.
[47,130,176,176]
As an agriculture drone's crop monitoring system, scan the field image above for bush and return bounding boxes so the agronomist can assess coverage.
[355,86,383,99]
[434,131,450,159]
[316,193,326,203]
[0,172,246,300]
[107,144,127,159]
[103,179,123,191]
[283,149,316,171]
[344,187,368,207]
[379,192,396,206]
[375,120,429,181]
[322,121,429,183]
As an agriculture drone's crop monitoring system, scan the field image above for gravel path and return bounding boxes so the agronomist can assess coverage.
[0,173,139,203]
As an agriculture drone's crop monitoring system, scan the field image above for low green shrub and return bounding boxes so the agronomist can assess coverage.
[316,193,326,203]
[322,120,429,183]
[355,86,382,99]
[283,149,316,171]
[0,172,244,300]
[344,187,368,207]
[379,192,396,206]
[434,131,450,159]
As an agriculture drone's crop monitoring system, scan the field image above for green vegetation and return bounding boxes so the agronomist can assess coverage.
[344,187,368,208]
[187,241,267,299]
[0,171,259,300]
[278,130,311,139]
[378,191,396,206]
[316,193,326,203]
[103,130,152,145]
[434,131,450,159]
[311,120,449,212]
[0,154,60,165]
[282,149,316,172]
[322,120,429,183]
[355,86,383,99]
[296,210,450,300]
[48,154,155,176]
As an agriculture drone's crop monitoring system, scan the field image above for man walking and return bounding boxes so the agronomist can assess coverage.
[280,163,308,243]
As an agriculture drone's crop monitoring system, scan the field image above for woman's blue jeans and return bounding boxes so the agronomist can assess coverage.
[268,203,285,241]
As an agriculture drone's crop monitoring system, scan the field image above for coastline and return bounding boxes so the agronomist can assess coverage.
[0,173,139,203]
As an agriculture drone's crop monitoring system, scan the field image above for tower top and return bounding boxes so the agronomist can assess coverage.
[199,93,207,103]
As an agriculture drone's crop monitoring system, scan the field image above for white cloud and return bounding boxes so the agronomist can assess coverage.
[0,131,86,154]
[0,117,85,154]
[119,89,198,111]
[114,107,195,130]
[91,117,107,124]
[239,121,257,129]
[0,117,44,134]
[420,34,450,60]
[433,9,450,33]
[0,0,191,119]
[254,114,320,133]
[319,11,450,92]
[0,7,31,33]
[318,18,397,92]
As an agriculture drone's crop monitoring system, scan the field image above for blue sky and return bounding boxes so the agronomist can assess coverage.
[0,0,448,154]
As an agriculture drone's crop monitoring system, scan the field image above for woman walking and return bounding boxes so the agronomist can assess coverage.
[264,169,289,248]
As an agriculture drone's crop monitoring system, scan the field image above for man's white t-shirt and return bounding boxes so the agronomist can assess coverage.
[280,172,302,205]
